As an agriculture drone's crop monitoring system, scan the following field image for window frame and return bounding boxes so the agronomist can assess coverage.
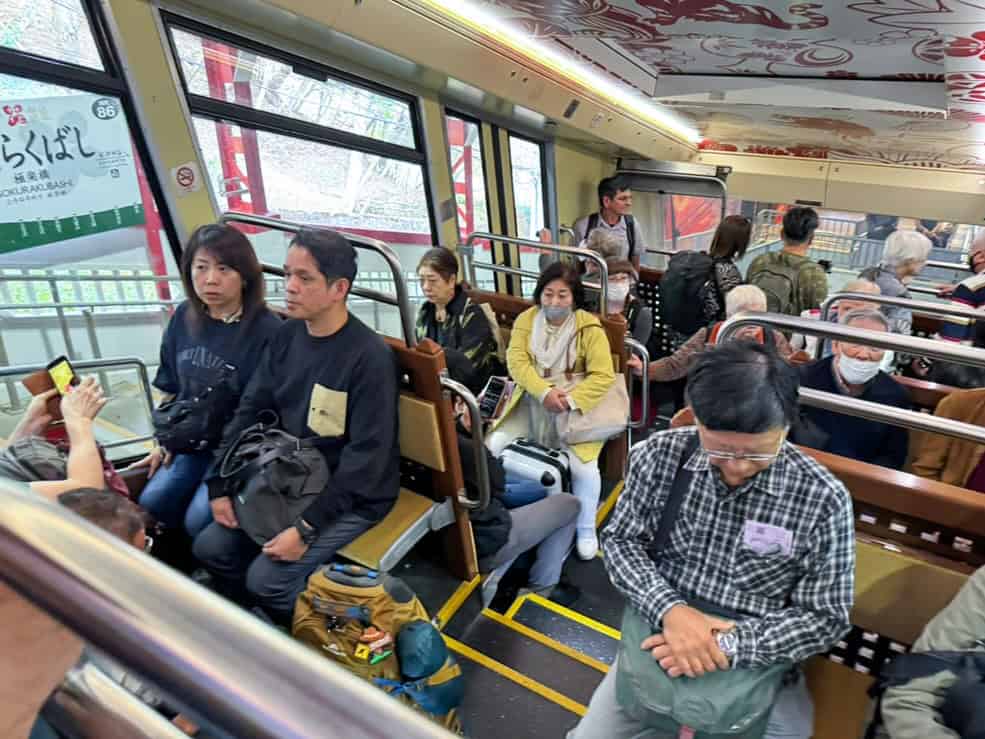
[161,11,437,240]
[444,108,493,242]
[0,0,181,263]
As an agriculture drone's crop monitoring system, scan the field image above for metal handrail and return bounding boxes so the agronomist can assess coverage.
[0,483,453,739]
[559,225,577,243]
[720,311,985,368]
[625,337,650,431]
[820,292,983,325]
[462,231,609,305]
[926,259,973,274]
[0,273,185,283]
[220,211,417,347]
[439,375,489,513]
[645,248,677,257]
[0,299,185,311]
[44,660,187,738]
[799,387,985,445]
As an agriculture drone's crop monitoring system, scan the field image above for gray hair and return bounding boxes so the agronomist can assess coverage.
[584,229,623,259]
[725,284,767,317]
[841,278,881,295]
[881,230,932,268]
[971,233,985,255]
[839,307,890,331]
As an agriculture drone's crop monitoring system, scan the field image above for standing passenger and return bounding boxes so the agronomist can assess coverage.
[704,215,752,323]
[486,263,617,560]
[134,224,281,538]
[193,228,399,623]
[571,341,855,739]
[572,176,645,269]
[415,247,503,394]
[747,207,828,315]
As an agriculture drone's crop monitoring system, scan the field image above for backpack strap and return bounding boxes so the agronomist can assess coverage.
[587,212,599,238]
[625,214,636,258]
[647,434,701,560]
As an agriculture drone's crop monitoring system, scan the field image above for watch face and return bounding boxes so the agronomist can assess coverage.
[718,631,738,656]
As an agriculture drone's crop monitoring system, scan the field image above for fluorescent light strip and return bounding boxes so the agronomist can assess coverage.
[416,0,701,144]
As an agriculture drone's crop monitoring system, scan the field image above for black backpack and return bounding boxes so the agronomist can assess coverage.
[865,650,985,739]
[660,251,715,335]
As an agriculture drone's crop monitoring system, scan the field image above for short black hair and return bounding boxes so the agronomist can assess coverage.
[290,228,358,286]
[58,489,147,542]
[532,262,586,310]
[687,341,799,433]
[781,207,819,246]
[598,175,630,209]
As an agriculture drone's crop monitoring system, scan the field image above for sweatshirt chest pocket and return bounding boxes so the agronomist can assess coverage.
[308,384,347,438]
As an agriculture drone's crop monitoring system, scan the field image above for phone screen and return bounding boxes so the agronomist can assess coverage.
[48,359,76,395]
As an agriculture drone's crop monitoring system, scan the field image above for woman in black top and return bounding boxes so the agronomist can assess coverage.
[703,215,751,322]
[415,247,504,394]
[132,224,281,538]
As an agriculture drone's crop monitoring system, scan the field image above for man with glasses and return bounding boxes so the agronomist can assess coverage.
[571,341,855,739]
[795,308,909,469]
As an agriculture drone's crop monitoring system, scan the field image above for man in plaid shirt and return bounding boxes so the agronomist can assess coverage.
[571,341,856,739]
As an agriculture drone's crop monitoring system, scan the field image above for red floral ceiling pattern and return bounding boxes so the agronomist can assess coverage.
[474,1,985,170]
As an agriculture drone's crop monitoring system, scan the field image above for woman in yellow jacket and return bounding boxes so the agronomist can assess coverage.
[487,262,616,560]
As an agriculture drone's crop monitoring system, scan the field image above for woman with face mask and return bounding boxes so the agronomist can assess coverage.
[858,229,932,337]
[603,258,652,347]
[485,262,617,560]
[792,308,910,468]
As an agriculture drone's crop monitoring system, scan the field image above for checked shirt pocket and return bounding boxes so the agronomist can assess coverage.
[732,547,798,599]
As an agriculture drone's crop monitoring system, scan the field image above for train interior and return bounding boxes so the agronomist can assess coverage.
[2,1,985,737]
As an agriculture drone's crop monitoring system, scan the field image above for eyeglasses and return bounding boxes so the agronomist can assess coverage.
[143,534,154,553]
[702,435,785,463]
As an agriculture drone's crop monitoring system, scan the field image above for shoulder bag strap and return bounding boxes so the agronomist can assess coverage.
[648,434,701,560]
[625,214,636,257]
[587,212,599,236]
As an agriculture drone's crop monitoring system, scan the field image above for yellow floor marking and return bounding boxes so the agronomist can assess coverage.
[595,480,624,528]
[522,593,621,641]
[435,575,481,630]
[504,592,530,621]
[443,635,587,716]
[482,608,610,674]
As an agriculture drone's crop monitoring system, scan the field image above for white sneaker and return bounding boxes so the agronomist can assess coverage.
[576,533,598,560]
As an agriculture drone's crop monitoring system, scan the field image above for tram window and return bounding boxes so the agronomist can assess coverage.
[509,135,547,295]
[635,192,724,269]
[446,114,490,241]
[170,27,416,150]
[0,0,102,69]
[0,72,171,459]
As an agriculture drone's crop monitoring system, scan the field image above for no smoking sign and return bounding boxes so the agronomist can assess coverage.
[170,161,202,196]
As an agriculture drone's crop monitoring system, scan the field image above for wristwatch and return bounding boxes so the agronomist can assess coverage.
[294,517,318,545]
[716,630,738,663]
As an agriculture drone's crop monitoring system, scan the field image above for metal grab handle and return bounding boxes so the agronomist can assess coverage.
[439,375,490,513]
[0,484,455,739]
[559,225,577,243]
[820,292,983,324]
[624,337,650,430]
[462,231,609,306]
[799,387,985,445]
[45,661,188,739]
[220,211,417,347]
[0,357,155,422]
[719,311,985,368]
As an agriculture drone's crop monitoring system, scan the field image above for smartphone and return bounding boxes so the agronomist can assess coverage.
[46,355,79,395]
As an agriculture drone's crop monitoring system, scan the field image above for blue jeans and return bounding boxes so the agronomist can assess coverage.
[501,471,549,508]
[138,452,214,538]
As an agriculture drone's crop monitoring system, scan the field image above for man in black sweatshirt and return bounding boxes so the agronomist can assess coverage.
[193,227,399,622]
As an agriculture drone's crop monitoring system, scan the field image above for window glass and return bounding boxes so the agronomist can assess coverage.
[509,135,544,241]
[734,200,980,295]
[172,28,415,149]
[194,117,433,339]
[0,0,102,69]
[0,73,173,460]
[446,114,489,241]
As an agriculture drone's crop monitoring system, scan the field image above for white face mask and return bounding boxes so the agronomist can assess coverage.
[607,282,631,308]
[838,354,881,385]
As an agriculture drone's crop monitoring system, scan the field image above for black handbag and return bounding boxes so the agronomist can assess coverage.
[152,363,237,454]
[219,411,330,545]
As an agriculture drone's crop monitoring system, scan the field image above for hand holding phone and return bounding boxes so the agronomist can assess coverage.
[46,356,79,395]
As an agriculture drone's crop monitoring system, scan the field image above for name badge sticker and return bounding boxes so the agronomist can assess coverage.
[741,520,793,556]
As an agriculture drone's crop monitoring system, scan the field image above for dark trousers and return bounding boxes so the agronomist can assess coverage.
[192,513,375,619]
